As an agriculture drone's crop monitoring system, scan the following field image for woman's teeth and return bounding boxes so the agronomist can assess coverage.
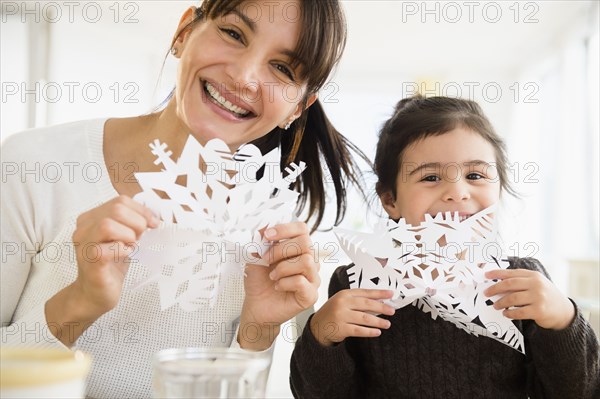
[458,214,471,222]
[205,82,250,117]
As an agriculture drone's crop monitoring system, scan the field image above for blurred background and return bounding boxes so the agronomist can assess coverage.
[2,1,598,397]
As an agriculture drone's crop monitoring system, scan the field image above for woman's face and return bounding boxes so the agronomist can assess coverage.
[172,0,315,149]
[380,127,501,226]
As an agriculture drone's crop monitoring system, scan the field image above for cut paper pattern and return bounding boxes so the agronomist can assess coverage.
[334,204,525,354]
[129,136,305,311]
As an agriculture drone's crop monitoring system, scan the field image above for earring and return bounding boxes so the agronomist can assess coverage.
[284,120,293,130]
[170,47,178,56]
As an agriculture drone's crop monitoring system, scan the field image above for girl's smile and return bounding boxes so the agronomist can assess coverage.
[381,127,501,226]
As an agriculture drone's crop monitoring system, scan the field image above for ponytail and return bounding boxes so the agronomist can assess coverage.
[281,99,370,232]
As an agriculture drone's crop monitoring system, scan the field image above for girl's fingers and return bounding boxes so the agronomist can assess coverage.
[485,268,534,280]
[314,320,382,344]
[341,324,384,339]
[484,277,532,297]
[492,291,533,310]
[502,305,534,320]
[332,289,395,316]
[347,310,391,330]
[348,289,395,300]
[328,290,395,316]
[348,295,396,316]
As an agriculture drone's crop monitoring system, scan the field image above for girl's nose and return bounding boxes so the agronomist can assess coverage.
[443,182,471,202]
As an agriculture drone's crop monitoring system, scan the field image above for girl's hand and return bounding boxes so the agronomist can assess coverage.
[46,195,158,345]
[484,269,576,330]
[239,222,320,350]
[309,289,395,347]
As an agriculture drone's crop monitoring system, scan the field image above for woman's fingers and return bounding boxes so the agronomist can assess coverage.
[261,223,312,265]
[262,236,313,265]
[110,195,159,228]
[106,202,156,240]
[274,275,318,306]
[274,272,321,299]
[94,218,139,245]
[74,195,158,244]
[269,253,319,283]
[69,195,159,317]
[264,222,309,241]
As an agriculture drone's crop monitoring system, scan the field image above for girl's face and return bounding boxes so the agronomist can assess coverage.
[173,0,316,149]
[380,127,501,226]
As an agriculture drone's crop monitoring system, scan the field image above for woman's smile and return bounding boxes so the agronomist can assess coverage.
[202,79,255,119]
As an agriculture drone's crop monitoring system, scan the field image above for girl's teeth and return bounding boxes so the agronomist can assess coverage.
[205,82,249,116]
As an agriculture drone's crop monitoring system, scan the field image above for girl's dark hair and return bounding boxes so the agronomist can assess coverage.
[166,0,369,231]
[374,95,515,199]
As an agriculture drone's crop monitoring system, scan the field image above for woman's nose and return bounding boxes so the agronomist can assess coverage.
[224,52,261,96]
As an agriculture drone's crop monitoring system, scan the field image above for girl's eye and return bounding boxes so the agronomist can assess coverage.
[421,175,440,182]
[467,173,484,180]
[220,28,243,43]
[274,64,295,81]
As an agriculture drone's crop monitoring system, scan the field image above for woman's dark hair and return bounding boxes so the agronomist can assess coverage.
[374,95,515,199]
[165,0,369,231]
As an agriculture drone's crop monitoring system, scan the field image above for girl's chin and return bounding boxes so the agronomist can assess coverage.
[400,217,423,226]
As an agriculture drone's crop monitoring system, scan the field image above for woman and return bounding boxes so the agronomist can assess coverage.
[1,1,365,397]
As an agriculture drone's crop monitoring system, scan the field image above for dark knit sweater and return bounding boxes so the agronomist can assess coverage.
[290,258,600,398]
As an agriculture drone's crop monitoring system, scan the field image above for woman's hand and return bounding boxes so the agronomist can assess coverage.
[309,289,395,347]
[485,269,576,330]
[45,195,158,346]
[238,222,320,350]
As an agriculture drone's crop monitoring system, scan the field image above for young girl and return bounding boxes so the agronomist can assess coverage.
[290,96,600,398]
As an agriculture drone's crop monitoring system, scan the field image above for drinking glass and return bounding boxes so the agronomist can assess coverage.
[153,347,272,398]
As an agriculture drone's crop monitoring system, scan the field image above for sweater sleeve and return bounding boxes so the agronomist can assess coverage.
[289,265,361,399]
[0,133,67,350]
[514,258,600,399]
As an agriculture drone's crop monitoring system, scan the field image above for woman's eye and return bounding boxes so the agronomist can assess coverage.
[422,175,440,182]
[274,64,295,81]
[466,173,484,180]
[220,28,242,42]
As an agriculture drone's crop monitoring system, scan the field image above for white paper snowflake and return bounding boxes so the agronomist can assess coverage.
[334,204,525,353]
[129,136,306,311]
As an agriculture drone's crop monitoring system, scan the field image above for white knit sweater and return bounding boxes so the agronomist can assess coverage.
[1,119,248,398]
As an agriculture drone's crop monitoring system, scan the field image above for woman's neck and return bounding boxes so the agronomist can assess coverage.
[102,100,192,197]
